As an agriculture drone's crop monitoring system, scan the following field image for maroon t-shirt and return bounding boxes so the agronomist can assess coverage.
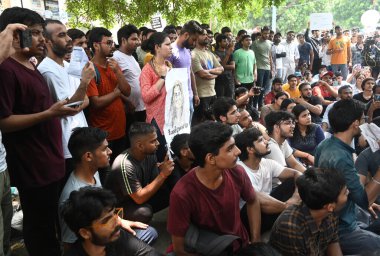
[167,165,256,251]
[0,58,64,189]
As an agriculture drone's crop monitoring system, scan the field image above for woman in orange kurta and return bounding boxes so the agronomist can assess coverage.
[139,32,172,132]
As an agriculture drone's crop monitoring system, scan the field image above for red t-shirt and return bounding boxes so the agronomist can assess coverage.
[0,58,64,189]
[167,166,256,251]
[87,64,126,141]
[264,91,276,105]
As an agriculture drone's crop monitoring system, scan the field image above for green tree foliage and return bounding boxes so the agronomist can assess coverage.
[65,0,375,34]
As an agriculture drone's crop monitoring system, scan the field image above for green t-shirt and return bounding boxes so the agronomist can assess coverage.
[233,48,256,83]
[252,40,271,70]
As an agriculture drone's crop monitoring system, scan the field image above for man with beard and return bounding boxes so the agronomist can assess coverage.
[252,26,273,108]
[328,26,351,80]
[295,82,323,124]
[271,32,286,79]
[168,20,203,121]
[87,27,131,163]
[191,29,223,126]
[59,127,157,252]
[264,77,284,104]
[281,31,299,83]
[264,111,306,173]
[235,128,302,233]
[114,24,146,146]
[62,187,160,256]
[315,99,380,255]
[0,8,79,256]
[270,167,347,256]
[38,19,95,179]
[104,122,174,224]
[167,121,261,255]
[212,97,242,135]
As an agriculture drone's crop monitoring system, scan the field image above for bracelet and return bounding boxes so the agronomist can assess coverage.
[159,172,167,179]
[373,177,380,185]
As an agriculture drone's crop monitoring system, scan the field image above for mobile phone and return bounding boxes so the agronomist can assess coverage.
[19,29,32,48]
[374,94,380,102]
[64,100,84,108]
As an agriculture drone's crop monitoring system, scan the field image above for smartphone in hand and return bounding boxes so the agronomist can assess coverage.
[19,29,32,48]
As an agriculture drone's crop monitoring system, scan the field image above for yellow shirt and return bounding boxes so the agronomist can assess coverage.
[328,36,351,65]
[282,83,300,99]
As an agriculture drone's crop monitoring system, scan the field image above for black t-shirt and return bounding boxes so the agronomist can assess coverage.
[305,96,322,123]
[104,150,158,205]
[63,229,161,256]
[353,92,372,104]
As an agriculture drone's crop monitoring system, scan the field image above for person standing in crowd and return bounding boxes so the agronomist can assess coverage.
[214,34,235,98]
[67,28,88,53]
[136,28,156,68]
[271,32,286,79]
[38,19,95,181]
[320,32,332,71]
[114,24,146,142]
[351,33,364,66]
[234,35,257,107]
[328,25,351,80]
[86,27,131,163]
[281,31,299,82]
[139,32,172,133]
[0,7,79,256]
[168,20,203,120]
[315,99,380,255]
[270,167,347,256]
[191,29,223,126]
[252,26,273,108]
[297,34,314,72]
[234,29,248,51]
[305,22,322,75]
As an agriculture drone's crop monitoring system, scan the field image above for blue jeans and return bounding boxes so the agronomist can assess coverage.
[331,64,348,80]
[135,226,158,245]
[255,69,271,108]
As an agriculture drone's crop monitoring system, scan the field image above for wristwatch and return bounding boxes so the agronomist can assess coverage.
[160,75,166,80]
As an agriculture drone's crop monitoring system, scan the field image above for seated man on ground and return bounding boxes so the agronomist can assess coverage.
[238,109,270,140]
[61,187,161,256]
[104,122,174,224]
[213,97,242,135]
[235,128,302,233]
[59,127,157,251]
[264,111,306,173]
[270,167,347,256]
[235,87,260,121]
[315,99,380,254]
[168,121,261,255]
[166,133,195,189]
[294,82,323,124]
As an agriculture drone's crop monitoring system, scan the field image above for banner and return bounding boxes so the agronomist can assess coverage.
[163,68,190,147]
[310,13,333,30]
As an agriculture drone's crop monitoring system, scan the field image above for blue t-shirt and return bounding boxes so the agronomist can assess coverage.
[315,136,369,234]
[298,42,312,65]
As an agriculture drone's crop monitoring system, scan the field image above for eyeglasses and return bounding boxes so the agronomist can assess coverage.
[95,40,114,47]
[92,208,123,229]
[277,120,296,126]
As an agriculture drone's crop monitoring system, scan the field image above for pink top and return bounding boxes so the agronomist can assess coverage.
[139,62,166,133]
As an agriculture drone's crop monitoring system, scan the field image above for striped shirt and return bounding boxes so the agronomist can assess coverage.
[270,203,339,256]
[0,131,7,173]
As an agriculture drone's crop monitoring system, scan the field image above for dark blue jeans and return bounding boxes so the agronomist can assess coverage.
[255,69,271,109]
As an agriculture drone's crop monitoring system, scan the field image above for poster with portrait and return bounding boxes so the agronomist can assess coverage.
[164,68,190,147]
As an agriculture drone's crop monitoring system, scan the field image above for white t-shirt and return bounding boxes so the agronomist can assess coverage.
[238,159,284,194]
[0,131,7,173]
[113,50,146,112]
[38,57,88,159]
[281,41,300,68]
[272,44,286,69]
[264,138,293,167]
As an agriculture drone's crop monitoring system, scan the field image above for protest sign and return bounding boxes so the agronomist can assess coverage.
[67,46,89,78]
[310,13,333,30]
[163,68,190,147]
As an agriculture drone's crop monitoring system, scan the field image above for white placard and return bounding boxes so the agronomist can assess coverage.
[310,13,333,30]
[67,46,89,78]
[163,68,190,147]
